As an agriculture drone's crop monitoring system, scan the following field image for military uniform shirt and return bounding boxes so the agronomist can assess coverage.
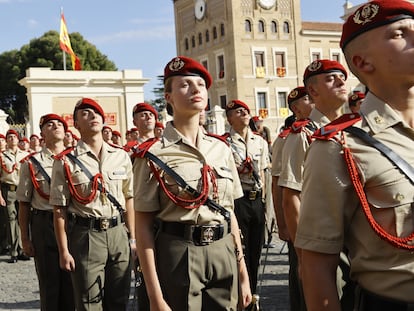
[17,147,55,211]
[228,128,269,191]
[278,109,327,192]
[296,92,414,302]
[0,148,29,185]
[270,136,286,177]
[50,140,133,218]
[133,122,243,225]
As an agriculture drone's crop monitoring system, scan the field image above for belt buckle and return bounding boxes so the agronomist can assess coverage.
[9,185,16,191]
[249,190,257,200]
[99,218,110,231]
[199,226,215,245]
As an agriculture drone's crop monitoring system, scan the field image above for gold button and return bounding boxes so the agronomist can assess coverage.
[395,193,405,201]
[374,116,384,124]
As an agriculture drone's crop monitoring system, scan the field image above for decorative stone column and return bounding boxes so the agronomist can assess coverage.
[0,109,9,135]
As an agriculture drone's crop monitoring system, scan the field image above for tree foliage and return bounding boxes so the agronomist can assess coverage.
[0,30,117,124]
[151,75,166,120]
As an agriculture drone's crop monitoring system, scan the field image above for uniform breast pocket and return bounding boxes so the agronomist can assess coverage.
[366,179,414,237]
[71,171,92,195]
[162,164,201,197]
[35,175,50,194]
[213,166,234,206]
[107,170,128,197]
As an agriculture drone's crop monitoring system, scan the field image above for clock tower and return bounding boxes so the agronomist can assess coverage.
[172,0,360,133]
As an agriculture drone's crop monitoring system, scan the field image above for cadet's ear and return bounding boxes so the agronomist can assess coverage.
[306,84,318,99]
[352,54,374,74]
[74,120,80,131]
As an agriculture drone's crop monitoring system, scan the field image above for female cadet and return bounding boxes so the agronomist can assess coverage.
[134,56,252,310]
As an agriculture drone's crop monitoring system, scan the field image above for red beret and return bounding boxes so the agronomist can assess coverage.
[252,116,263,123]
[112,130,121,137]
[303,59,347,84]
[348,92,365,106]
[133,103,158,119]
[130,127,139,133]
[341,0,414,50]
[6,129,19,138]
[225,100,250,114]
[74,98,105,122]
[155,121,165,129]
[19,137,29,143]
[288,86,308,107]
[102,126,112,132]
[30,134,39,140]
[0,134,5,139]
[39,113,68,131]
[164,56,213,89]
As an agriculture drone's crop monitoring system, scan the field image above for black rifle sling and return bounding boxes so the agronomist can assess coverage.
[143,151,231,224]
[29,156,51,184]
[344,126,414,184]
[65,153,125,219]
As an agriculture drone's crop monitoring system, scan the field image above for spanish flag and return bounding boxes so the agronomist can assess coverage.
[59,12,81,70]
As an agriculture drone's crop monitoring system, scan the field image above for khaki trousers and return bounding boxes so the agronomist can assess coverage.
[155,231,239,311]
[69,223,131,311]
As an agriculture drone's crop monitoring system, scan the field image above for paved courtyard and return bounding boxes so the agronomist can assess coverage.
[0,234,289,311]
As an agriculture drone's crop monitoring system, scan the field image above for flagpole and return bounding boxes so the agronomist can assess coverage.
[61,7,67,71]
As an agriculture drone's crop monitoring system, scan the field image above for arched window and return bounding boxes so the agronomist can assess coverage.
[213,26,218,39]
[184,38,189,50]
[205,30,210,42]
[283,21,290,33]
[198,33,202,45]
[191,36,195,48]
[271,21,277,33]
[245,20,252,32]
[258,20,265,33]
[220,23,225,36]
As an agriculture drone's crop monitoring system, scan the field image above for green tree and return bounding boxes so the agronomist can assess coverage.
[151,75,166,120]
[0,30,117,124]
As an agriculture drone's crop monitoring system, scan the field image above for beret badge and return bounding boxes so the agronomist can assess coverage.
[168,57,185,72]
[227,101,235,109]
[307,60,322,72]
[353,4,380,25]
[289,90,299,99]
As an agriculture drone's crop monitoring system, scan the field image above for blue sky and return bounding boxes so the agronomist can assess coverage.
[0,0,365,100]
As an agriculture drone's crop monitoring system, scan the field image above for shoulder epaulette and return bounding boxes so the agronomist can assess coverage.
[278,127,291,138]
[206,132,230,146]
[290,119,312,134]
[20,151,38,164]
[132,137,159,159]
[312,113,361,140]
[54,147,75,160]
[123,140,138,152]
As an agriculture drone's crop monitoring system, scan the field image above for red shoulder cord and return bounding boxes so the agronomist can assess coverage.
[341,132,414,250]
[63,158,104,205]
[0,155,17,174]
[27,161,49,200]
[149,161,218,209]
[238,157,253,174]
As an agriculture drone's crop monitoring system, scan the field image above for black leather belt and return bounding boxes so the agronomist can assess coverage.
[243,190,262,201]
[2,183,17,192]
[74,215,123,232]
[160,222,229,246]
[32,209,53,221]
[359,287,414,311]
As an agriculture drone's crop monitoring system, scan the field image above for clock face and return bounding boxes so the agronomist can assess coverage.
[258,0,276,9]
[195,0,206,20]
